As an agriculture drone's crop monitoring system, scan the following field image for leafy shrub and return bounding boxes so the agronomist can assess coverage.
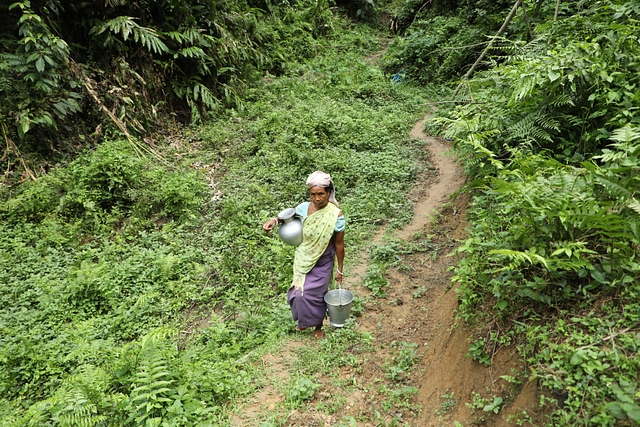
[0,2,81,142]
[385,341,418,382]
[382,16,482,84]
[295,324,374,375]
[0,0,346,186]
[286,377,321,404]
[1,140,207,230]
[434,4,640,163]
[431,3,640,425]
[384,0,513,34]
[454,125,640,318]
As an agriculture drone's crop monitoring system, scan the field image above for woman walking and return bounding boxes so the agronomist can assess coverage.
[263,171,345,338]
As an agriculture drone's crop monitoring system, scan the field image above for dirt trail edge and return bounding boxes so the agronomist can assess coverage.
[231,114,544,427]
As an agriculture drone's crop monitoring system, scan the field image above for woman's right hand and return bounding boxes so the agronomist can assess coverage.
[262,218,278,233]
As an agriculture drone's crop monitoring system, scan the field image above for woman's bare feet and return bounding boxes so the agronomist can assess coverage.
[295,325,323,337]
[313,326,324,338]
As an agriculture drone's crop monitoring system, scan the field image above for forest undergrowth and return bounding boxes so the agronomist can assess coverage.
[0,16,435,426]
[428,1,640,425]
[1,0,640,426]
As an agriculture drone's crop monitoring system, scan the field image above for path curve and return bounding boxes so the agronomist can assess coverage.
[402,115,465,237]
[231,113,543,426]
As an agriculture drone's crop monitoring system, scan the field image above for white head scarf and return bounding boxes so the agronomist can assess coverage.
[306,170,339,207]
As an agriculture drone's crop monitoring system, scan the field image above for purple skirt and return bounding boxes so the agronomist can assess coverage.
[287,244,336,329]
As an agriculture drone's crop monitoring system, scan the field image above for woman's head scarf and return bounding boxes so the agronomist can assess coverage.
[306,170,338,207]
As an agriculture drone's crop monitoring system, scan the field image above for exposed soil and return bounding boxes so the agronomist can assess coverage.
[230,114,546,426]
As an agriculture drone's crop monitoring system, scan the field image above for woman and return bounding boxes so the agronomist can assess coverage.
[263,171,345,338]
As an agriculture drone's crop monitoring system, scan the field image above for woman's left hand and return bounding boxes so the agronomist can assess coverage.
[262,218,278,233]
[335,271,343,284]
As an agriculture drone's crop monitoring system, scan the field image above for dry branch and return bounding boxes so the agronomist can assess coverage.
[71,63,132,139]
[71,62,166,163]
[2,122,37,183]
[577,324,640,351]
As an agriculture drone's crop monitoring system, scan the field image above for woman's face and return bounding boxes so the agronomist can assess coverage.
[309,186,329,209]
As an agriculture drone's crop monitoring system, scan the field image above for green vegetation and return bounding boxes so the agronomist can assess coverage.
[383,341,418,382]
[426,0,640,425]
[0,0,344,179]
[2,0,640,425]
[364,235,436,298]
[382,0,515,84]
[285,377,321,406]
[0,8,430,424]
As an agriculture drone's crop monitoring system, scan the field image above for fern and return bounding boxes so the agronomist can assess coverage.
[0,53,31,72]
[91,16,169,55]
[593,175,633,198]
[175,46,207,59]
[55,388,106,427]
[193,83,220,111]
[17,366,123,427]
[512,73,538,101]
[609,123,640,143]
[489,249,549,271]
[629,198,640,216]
[548,93,574,108]
[510,111,558,144]
[596,124,640,162]
[126,332,177,425]
[166,28,213,46]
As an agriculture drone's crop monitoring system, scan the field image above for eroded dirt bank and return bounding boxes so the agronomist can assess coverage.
[231,114,545,426]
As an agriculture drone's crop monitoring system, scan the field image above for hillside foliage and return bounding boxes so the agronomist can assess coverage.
[0,11,431,424]
[424,0,640,424]
[0,0,338,183]
[2,0,640,425]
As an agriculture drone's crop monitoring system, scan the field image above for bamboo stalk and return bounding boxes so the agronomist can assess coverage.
[452,0,522,98]
[74,65,132,139]
[410,0,434,28]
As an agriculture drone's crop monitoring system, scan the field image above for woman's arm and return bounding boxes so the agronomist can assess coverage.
[262,217,280,233]
[335,230,345,284]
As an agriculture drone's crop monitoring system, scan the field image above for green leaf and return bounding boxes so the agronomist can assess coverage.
[548,70,560,82]
[624,405,640,422]
[606,402,626,420]
[570,351,583,365]
[629,198,640,215]
[35,56,45,72]
[516,288,551,306]
[590,270,607,284]
[20,120,30,135]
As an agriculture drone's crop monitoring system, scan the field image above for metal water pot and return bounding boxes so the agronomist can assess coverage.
[277,208,303,246]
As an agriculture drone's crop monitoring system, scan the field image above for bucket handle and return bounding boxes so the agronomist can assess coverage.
[337,276,343,306]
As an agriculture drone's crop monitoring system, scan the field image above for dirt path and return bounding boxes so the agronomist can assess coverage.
[231,114,544,426]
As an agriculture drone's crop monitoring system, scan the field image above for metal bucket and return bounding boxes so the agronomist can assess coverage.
[324,289,354,327]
